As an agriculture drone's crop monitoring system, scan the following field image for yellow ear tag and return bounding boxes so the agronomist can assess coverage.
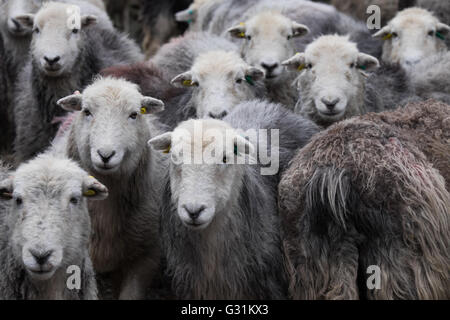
[238,32,246,38]
[182,79,193,86]
[239,22,245,26]
[84,189,96,197]
[297,64,305,71]
[163,146,171,154]
[382,33,393,41]
[141,107,147,114]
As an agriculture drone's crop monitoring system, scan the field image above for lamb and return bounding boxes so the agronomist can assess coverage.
[148,118,289,299]
[282,35,416,128]
[0,154,106,300]
[279,100,450,299]
[54,77,166,300]
[12,1,142,164]
[373,8,449,69]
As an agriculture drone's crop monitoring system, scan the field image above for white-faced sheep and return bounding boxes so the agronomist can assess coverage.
[54,77,166,300]
[373,7,449,69]
[0,154,106,300]
[0,33,12,154]
[279,100,450,299]
[148,118,289,299]
[282,35,416,128]
[12,1,142,164]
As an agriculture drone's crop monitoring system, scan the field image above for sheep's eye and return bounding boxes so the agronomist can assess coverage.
[223,156,228,164]
[306,63,312,69]
[287,35,292,40]
[129,112,138,120]
[83,109,92,117]
[246,35,252,40]
[428,30,434,36]
[33,28,39,34]
[15,197,23,206]
[350,62,355,68]
[236,78,243,84]
[70,197,79,205]
[391,32,398,38]
[72,28,79,34]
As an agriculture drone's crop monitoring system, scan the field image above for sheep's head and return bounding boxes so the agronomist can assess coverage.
[149,119,255,230]
[283,35,379,125]
[57,77,164,176]
[228,11,309,80]
[1,0,42,37]
[171,50,265,119]
[0,155,107,281]
[16,2,97,77]
[373,8,449,68]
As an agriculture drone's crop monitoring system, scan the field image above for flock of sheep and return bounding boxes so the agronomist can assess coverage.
[0,0,449,300]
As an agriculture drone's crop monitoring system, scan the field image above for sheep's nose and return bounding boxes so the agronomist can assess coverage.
[321,97,340,110]
[29,249,53,265]
[97,149,116,164]
[44,56,61,66]
[183,204,206,220]
[261,62,279,73]
[208,111,228,119]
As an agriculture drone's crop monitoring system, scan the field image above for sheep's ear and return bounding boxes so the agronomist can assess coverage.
[81,15,97,28]
[175,7,196,23]
[171,72,197,88]
[357,53,379,72]
[292,22,309,38]
[15,14,35,29]
[244,67,265,85]
[82,176,108,200]
[0,178,13,201]
[227,23,247,39]
[282,53,306,72]
[148,132,172,154]
[140,97,165,115]
[436,23,450,38]
[373,26,392,40]
[57,94,83,111]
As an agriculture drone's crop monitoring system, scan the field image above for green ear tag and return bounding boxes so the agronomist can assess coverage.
[245,75,254,86]
[382,33,393,41]
[358,65,367,70]
[234,144,238,155]
[436,32,445,40]
[188,9,194,15]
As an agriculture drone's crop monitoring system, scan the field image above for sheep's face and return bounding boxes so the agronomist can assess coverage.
[228,12,309,80]
[374,8,449,68]
[283,35,379,123]
[16,2,97,77]
[0,156,107,282]
[149,119,254,230]
[57,78,164,177]
[0,0,41,37]
[171,51,265,119]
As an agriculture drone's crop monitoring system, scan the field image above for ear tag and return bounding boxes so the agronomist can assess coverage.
[234,144,238,155]
[140,107,147,114]
[436,32,445,40]
[84,189,96,197]
[297,64,305,71]
[187,19,193,24]
[245,75,254,86]
[188,9,194,15]
[358,65,367,70]
[182,79,193,86]
[238,32,246,38]
[382,33,393,41]
[163,146,171,154]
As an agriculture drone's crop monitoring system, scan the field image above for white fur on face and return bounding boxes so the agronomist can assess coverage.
[8,155,91,282]
[175,51,263,119]
[2,0,41,36]
[74,78,152,176]
[377,8,449,68]
[167,119,246,230]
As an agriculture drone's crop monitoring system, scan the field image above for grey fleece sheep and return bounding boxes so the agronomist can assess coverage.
[13,1,142,164]
[0,33,12,155]
[279,100,450,299]
[54,77,166,300]
[0,154,105,300]
[283,35,417,128]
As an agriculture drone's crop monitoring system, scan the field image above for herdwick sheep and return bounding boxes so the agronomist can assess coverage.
[0,154,106,300]
[0,161,9,219]
[141,0,192,57]
[148,118,288,299]
[12,1,142,164]
[0,33,12,155]
[55,77,166,300]
[373,7,449,69]
[282,35,416,128]
[279,100,450,299]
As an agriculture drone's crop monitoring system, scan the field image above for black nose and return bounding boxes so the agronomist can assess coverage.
[97,150,116,164]
[208,111,228,119]
[44,56,61,66]
[261,62,279,73]
[321,97,340,110]
[183,204,206,220]
[30,249,53,265]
